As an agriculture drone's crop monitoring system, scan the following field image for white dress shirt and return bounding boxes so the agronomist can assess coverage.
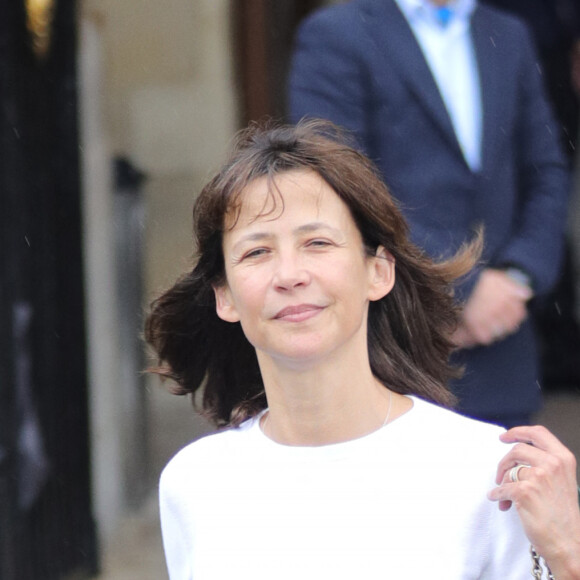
[393,0,483,171]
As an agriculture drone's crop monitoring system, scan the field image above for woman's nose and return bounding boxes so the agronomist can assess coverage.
[272,253,311,290]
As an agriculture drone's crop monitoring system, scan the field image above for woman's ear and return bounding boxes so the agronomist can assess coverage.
[367,245,396,301]
[213,284,240,323]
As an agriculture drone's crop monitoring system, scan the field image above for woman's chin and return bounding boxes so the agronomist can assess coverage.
[258,340,346,370]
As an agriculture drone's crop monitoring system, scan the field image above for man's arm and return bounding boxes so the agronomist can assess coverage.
[490,22,570,296]
[288,6,371,145]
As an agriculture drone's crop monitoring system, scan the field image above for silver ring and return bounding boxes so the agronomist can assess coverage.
[509,463,530,483]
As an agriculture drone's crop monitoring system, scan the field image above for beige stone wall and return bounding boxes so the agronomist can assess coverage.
[79,0,237,550]
[81,0,238,287]
[83,0,238,163]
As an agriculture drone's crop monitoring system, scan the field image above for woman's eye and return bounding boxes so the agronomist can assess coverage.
[243,248,269,260]
[307,239,332,248]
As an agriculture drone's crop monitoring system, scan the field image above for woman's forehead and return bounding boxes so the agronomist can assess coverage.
[225,170,341,228]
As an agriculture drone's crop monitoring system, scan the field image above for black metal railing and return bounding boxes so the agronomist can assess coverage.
[0,0,97,577]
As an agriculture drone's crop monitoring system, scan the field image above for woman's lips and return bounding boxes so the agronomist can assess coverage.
[273,304,324,322]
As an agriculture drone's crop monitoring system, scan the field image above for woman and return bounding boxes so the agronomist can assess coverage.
[146,120,580,579]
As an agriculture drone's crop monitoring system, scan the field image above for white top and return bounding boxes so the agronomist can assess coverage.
[159,397,540,579]
[393,0,483,170]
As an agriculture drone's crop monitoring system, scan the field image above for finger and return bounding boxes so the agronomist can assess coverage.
[495,444,544,484]
[488,465,535,505]
[494,302,527,334]
[489,473,531,515]
[498,499,512,511]
[505,305,527,331]
[500,425,568,454]
[503,463,533,485]
[486,486,513,512]
[469,301,527,342]
[498,463,534,488]
[487,483,516,510]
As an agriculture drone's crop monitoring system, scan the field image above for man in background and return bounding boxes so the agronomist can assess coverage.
[483,0,580,391]
[288,0,570,427]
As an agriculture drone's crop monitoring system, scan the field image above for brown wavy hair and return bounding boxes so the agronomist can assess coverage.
[144,119,481,427]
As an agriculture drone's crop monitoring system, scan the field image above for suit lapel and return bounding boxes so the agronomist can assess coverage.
[363,0,463,156]
[471,6,502,172]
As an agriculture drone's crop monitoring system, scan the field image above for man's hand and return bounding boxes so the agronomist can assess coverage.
[453,269,532,348]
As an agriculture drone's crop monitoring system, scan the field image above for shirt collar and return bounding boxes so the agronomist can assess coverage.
[394,0,477,27]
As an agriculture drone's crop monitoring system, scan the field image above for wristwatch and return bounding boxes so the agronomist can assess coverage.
[502,266,533,292]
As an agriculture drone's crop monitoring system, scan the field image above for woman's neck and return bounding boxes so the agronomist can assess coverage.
[256,350,408,446]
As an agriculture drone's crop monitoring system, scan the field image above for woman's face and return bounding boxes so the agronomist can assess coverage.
[213,170,395,369]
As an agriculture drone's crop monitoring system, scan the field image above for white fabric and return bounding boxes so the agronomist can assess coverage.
[160,397,541,579]
[393,0,483,170]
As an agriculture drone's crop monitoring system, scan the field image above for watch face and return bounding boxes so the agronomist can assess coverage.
[503,267,532,290]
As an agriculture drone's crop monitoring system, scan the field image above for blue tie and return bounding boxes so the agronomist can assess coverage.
[436,6,453,27]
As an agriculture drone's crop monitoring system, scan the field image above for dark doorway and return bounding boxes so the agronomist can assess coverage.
[0,1,97,578]
[234,0,326,124]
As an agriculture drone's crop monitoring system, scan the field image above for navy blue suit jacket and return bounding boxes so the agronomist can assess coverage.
[288,0,569,419]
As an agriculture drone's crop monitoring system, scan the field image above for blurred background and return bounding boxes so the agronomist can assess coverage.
[0,1,578,578]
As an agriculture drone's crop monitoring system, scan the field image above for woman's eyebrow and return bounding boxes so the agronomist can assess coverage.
[295,222,339,235]
[231,223,342,252]
[231,232,272,252]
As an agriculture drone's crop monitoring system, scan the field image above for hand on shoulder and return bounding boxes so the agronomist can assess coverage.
[488,425,580,579]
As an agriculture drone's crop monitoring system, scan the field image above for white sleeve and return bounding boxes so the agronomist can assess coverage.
[481,499,548,580]
[159,465,194,580]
